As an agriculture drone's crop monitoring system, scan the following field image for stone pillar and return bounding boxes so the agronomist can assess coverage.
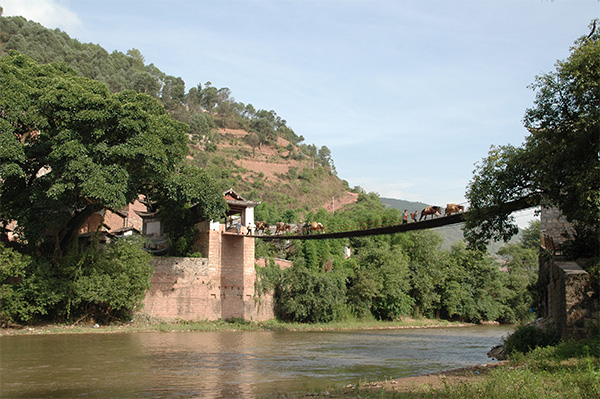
[541,259,596,340]
[220,234,253,319]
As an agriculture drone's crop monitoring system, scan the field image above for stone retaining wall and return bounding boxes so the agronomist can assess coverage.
[142,257,222,320]
[538,257,597,340]
[141,254,281,321]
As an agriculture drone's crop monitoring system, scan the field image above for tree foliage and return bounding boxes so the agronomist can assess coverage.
[465,21,600,251]
[156,163,226,256]
[0,52,225,256]
[275,264,346,323]
[0,237,153,324]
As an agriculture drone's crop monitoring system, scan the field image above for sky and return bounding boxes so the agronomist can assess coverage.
[3,0,599,227]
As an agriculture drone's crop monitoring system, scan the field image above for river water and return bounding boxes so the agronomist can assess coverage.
[0,325,513,398]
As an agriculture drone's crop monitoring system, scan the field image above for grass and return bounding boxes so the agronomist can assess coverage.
[0,315,467,336]
[300,338,600,399]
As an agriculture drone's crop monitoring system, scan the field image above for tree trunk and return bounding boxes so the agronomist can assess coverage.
[58,203,104,255]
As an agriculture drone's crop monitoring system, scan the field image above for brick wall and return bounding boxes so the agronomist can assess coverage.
[142,256,222,320]
[221,234,246,319]
[141,230,279,321]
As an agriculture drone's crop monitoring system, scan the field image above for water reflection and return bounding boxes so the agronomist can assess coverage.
[1,325,513,398]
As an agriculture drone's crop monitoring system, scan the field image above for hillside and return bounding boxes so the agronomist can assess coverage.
[380,197,463,248]
[0,13,357,218]
[379,197,429,214]
[190,127,357,213]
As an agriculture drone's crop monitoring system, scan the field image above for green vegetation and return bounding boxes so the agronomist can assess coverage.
[0,52,226,256]
[503,324,560,356]
[0,237,153,325]
[256,193,541,324]
[0,316,463,336]
[465,20,600,258]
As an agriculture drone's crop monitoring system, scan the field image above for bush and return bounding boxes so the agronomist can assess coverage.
[70,237,153,322]
[275,265,346,323]
[0,237,153,325]
[504,324,560,355]
[0,245,64,325]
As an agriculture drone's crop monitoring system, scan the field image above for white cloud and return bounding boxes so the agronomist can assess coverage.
[2,0,81,31]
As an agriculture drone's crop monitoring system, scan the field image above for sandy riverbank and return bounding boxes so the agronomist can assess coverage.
[341,361,509,395]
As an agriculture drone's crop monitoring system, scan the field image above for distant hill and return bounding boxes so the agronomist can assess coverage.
[379,197,429,213]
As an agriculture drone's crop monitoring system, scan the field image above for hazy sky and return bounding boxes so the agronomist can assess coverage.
[3,0,598,226]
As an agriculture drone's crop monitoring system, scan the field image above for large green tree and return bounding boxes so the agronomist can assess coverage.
[0,52,224,256]
[465,21,600,251]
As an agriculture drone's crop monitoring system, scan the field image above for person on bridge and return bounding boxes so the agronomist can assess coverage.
[403,210,408,224]
[411,211,418,223]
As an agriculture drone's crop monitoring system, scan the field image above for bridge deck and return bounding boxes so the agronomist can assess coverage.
[255,213,465,240]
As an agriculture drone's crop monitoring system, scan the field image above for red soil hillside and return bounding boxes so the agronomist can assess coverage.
[191,128,357,213]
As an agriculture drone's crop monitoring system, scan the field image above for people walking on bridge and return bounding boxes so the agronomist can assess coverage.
[403,209,408,224]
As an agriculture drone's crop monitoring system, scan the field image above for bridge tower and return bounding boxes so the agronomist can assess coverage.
[193,189,262,320]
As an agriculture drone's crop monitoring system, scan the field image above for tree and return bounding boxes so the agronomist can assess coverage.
[0,53,223,256]
[496,221,540,323]
[354,242,413,320]
[156,163,226,256]
[465,21,600,251]
[275,264,346,323]
[190,112,216,143]
[200,82,219,111]
[244,132,261,157]
[316,145,335,173]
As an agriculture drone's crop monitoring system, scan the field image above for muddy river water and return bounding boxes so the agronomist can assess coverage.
[0,324,513,398]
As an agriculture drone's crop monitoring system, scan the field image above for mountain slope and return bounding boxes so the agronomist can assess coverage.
[0,14,356,216]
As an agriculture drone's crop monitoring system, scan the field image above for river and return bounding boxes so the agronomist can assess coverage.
[0,324,513,398]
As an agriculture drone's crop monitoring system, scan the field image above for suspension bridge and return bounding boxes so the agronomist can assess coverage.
[254,198,537,240]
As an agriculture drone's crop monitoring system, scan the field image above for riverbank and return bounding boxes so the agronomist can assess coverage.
[290,337,599,399]
[327,360,510,397]
[0,315,476,336]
